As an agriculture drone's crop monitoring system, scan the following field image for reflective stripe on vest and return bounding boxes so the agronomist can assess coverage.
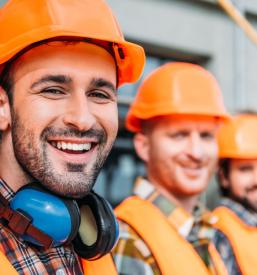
[213,206,257,275]
[115,196,209,275]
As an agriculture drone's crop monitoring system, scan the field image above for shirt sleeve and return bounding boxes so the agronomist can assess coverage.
[111,220,161,275]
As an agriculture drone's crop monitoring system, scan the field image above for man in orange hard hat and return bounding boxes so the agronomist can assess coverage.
[0,0,145,274]
[212,113,257,275]
[107,62,231,275]
[85,62,228,275]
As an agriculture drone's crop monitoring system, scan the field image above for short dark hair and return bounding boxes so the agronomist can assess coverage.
[217,158,230,196]
[0,60,14,103]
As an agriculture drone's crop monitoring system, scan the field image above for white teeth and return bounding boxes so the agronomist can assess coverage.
[67,143,73,150]
[71,144,79,151]
[62,142,67,150]
[52,141,92,152]
[83,143,91,150]
[78,144,84,151]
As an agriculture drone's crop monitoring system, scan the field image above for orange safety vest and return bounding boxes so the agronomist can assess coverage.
[86,196,228,275]
[213,206,257,275]
[89,196,211,275]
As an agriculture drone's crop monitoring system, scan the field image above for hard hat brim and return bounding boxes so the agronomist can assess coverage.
[0,27,145,87]
[126,108,230,133]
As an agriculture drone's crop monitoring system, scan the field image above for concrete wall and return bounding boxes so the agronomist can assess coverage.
[106,0,257,112]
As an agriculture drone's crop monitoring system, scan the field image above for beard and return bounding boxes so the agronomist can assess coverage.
[10,111,113,198]
[228,186,257,213]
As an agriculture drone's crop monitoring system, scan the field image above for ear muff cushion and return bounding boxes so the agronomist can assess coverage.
[13,183,80,246]
[61,199,80,244]
[73,191,119,260]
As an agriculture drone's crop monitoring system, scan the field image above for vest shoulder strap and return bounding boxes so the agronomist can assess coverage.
[213,206,257,275]
[115,196,209,275]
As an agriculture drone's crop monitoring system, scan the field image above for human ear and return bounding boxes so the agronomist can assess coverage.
[133,133,150,163]
[0,86,11,131]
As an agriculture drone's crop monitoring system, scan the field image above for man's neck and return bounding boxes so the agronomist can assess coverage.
[147,177,199,214]
[0,135,29,192]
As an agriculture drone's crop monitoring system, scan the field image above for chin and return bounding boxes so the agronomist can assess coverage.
[180,182,207,195]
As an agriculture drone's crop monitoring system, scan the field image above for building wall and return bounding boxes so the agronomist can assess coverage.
[106,0,257,112]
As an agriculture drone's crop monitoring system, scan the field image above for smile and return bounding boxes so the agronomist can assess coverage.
[50,141,93,153]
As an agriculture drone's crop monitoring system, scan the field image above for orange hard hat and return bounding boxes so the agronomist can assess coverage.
[126,62,229,132]
[0,0,145,86]
[218,114,257,159]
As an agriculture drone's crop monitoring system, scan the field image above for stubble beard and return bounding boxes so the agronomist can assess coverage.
[228,188,257,213]
[11,112,112,198]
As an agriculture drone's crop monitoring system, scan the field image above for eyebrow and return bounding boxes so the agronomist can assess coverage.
[90,77,117,96]
[30,75,117,95]
[31,74,72,89]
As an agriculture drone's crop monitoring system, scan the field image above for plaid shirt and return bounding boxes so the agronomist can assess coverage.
[0,179,83,275]
[112,177,219,275]
[213,198,257,275]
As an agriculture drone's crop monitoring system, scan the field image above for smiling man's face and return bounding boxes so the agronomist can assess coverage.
[135,115,219,197]
[5,41,118,198]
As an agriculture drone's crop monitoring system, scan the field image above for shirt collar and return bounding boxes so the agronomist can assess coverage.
[133,177,205,216]
[133,177,208,237]
[220,197,257,226]
[0,178,15,202]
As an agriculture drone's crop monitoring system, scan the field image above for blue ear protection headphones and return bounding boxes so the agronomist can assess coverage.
[0,184,119,260]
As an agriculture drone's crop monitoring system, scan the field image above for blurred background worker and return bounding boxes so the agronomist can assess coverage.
[110,62,230,275]
[213,113,257,275]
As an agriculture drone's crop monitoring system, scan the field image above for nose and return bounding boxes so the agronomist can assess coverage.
[62,93,96,131]
[187,132,204,160]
